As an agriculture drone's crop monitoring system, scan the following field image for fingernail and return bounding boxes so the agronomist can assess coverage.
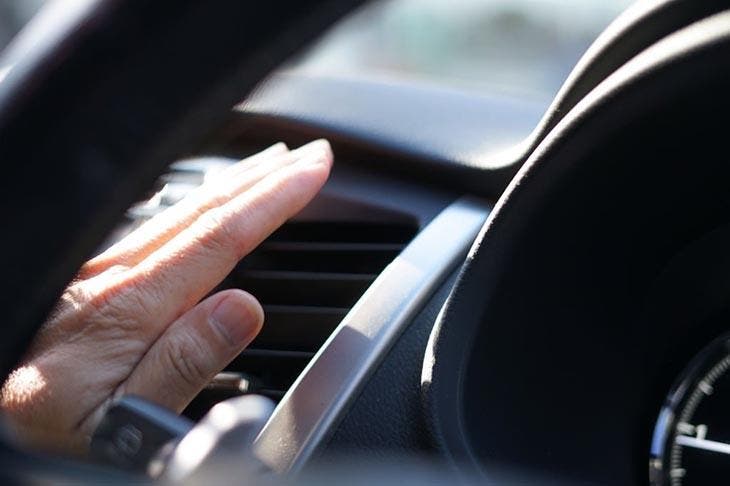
[210,294,261,347]
[297,142,332,165]
[235,142,287,167]
[295,151,328,168]
[292,139,330,157]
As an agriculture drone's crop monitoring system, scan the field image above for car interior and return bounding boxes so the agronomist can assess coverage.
[1,0,730,484]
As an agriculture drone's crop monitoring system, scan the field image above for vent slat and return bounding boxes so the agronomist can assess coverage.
[260,242,404,252]
[240,349,315,359]
[235,270,378,280]
[250,305,348,352]
[244,245,400,273]
[184,216,418,418]
[231,271,376,307]
[132,161,422,419]
[268,222,415,244]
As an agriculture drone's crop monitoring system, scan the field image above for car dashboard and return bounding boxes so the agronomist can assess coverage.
[99,81,494,473]
[3,1,730,485]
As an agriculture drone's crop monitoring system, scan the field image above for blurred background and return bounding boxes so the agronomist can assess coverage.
[0,0,633,103]
[0,0,44,47]
[290,0,633,103]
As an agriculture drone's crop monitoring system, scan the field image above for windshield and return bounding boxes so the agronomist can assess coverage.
[1,0,634,105]
[0,0,45,49]
[290,0,634,103]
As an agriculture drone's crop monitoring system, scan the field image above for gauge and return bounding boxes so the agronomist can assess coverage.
[650,333,730,485]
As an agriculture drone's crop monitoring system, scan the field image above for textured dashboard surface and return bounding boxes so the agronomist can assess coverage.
[319,270,460,460]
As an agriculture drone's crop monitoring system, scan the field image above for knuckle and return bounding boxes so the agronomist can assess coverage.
[84,273,161,336]
[162,334,209,392]
[208,190,233,209]
[77,258,129,282]
[102,264,131,277]
[195,207,241,256]
[76,262,98,281]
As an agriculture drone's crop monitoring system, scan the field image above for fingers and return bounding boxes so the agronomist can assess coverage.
[120,289,263,413]
[3,139,333,453]
[126,139,333,338]
[81,142,291,279]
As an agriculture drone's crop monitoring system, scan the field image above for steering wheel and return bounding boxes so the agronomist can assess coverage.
[0,0,728,483]
[425,6,730,484]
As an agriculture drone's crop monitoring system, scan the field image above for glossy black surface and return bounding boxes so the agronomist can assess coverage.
[424,10,730,485]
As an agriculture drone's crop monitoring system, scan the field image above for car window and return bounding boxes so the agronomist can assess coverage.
[1,0,634,107]
[289,0,634,104]
[0,0,46,50]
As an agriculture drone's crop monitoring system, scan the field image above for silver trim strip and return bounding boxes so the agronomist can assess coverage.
[252,197,491,473]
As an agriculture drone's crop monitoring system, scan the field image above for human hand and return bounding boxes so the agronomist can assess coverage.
[0,140,333,455]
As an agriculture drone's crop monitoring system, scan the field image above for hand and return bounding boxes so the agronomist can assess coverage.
[0,140,333,455]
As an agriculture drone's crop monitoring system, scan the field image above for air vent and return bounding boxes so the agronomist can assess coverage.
[128,157,418,418]
[107,153,419,419]
[185,217,418,418]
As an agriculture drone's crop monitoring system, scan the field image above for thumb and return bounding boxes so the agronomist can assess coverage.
[120,289,263,413]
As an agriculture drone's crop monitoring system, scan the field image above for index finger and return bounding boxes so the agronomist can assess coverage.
[126,139,333,338]
[81,142,290,279]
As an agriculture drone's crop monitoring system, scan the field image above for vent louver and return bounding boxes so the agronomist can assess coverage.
[110,153,418,419]
[222,220,416,399]
[186,218,417,419]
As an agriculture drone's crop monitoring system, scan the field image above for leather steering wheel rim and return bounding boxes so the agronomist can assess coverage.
[424,8,730,484]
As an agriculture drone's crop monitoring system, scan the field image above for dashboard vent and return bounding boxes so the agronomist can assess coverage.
[111,153,419,419]
[185,209,418,419]
[221,220,416,400]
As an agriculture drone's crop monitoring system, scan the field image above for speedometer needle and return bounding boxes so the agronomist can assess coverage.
[676,435,730,455]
